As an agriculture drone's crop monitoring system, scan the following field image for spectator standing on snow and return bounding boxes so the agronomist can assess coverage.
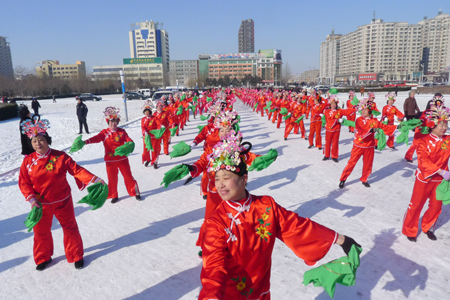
[395,85,399,96]
[52,95,57,103]
[403,91,420,120]
[31,98,41,115]
[360,86,365,96]
[18,104,35,155]
[76,98,89,134]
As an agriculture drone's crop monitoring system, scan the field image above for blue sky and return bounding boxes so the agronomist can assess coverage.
[1,0,450,75]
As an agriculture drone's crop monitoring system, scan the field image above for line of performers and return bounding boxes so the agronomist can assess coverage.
[16,87,450,299]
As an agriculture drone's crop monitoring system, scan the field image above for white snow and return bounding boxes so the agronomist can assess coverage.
[0,91,449,299]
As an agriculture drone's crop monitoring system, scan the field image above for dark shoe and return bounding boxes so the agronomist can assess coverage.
[339,181,345,189]
[308,145,314,149]
[426,231,437,241]
[375,146,378,150]
[36,258,52,271]
[390,146,396,150]
[406,159,413,163]
[362,181,371,188]
[407,236,417,242]
[318,147,323,150]
[284,137,287,140]
[322,156,330,161]
[74,259,84,269]
[136,195,141,201]
[153,163,158,169]
[86,132,90,134]
[202,195,207,200]
[144,161,150,167]
[332,158,339,163]
[111,197,119,203]
[304,136,308,140]
[78,132,82,134]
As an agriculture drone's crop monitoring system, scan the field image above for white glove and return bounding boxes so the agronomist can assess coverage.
[338,118,343,123]
[93,177,106,185]
[144,132,148,136]
[29,197,40,209]
[319,114,324,117]
[190,142,197,149]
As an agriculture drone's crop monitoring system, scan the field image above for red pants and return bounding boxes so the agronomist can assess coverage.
[340,146,374,182]
[306,106,311,118]
[271,111,278,123]
[142,139,150,164]
[162,129,171,155]
[150,137,162,165]
[405,144,416,161]
[201,171,208,195]
[284,118,296,138]
[196,191,222,247]
[348,114,356,132]
[276,113,283,128]
[106,159,140,198]
[267,112,273,120]
[33,196,83,265]
[309,121,322,147]
[324,130,341,159]
[402,179,442,237]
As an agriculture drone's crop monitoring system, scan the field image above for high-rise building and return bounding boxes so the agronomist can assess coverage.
[238,19,254,53]
[35,60,86,79]
[169,60,199,86]
[129,21,170,77]
[319,30,341,85]
[0,36,14,78]
[418,11,450,73]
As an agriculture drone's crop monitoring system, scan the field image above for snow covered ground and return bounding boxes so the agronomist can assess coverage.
[0,91,449,299]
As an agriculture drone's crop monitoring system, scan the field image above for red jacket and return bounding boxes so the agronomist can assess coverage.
[19,149,96,204]
[193,123,220,153]
[85,128,134,162]
[353,116,396,148]
[199,193,337,300]
[382,105,404,124]
[324,108,354,132]
[416,133,450,182]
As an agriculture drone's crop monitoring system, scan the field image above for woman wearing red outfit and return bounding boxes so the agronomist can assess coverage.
[198,135,360,300]
[346,91,357,133]
[402,105,450,242]
[381,92,405,149]
[141,100,154,167]
[308,97,326,150]
[19,119,104,271]
[84,107,140,203]
[323,95,354,162]
[339,99,397,189]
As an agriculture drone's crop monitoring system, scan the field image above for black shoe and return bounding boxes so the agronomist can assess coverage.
[202,195,207,200]
[111,197,119,203]
[308,145,314,149]
[407,236,417,242]
[153,163,158,169]
[339,181,346,189]
[322,156,330,161]
[136,195,141,201]
[86,132,90,134]
[304,137,308,140]
[74,259,84,269]
[284,137,287,140]
[362,181,371,188]
[318,147,323,150]
[78,132,82,134]
[406,159,413,163]
[426,231,437,241]
[332,158,339,163]
[36,258,52,271]
[390,146,396,150]
[144,161,150,167]
[375,146,378,150]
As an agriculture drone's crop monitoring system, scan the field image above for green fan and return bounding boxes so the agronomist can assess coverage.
[150,127,167,139]
[169,141,192,159]
[144,134,153,151]
[69,136,85,154]
[206,97,213,102]
[372,110,381,116]
[329,88,338,95]
[341,119,355,128]
[169,126,178,137]
[396,119,422,145]
[294,115,304,124]
[350,96,359,106]
[114,142,135,156]
[197,125,206,133]
[283,114,291,120]
[180,94,186,101]
[200,114,210,121]
[436,180,450,205]
[375,129,387,150]
[280,107,288,115]
[254,103,258,110]
[263,101,272,110]
[321,114,326,127]
[78,182,109,210]
[160,164,190,188]
[24,202,43,232]
[176,105,183,115]
[248,149,278,172]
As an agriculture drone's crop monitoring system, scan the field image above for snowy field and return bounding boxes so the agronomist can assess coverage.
[0,91,449,299]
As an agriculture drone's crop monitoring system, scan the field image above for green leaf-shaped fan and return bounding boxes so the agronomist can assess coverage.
[283,114,291,120]
[436,180,450,205]
[169,141,192,159]
[169,126,178,137]
[248,149,278,172]
[263,101,272,110]
[200,114,210,121]
[254,103,258,110]
[372,110,381,116]
[160,164,190,188]
[350,96,360,106]
[341,119,355,128]
[24,202,43,232]
[294,115,304,124]
[176,105,183,115]
[144,134,153,151]
[197,125,206,133]
[329,88,338,95]
[206,97,213,102]
[374,129,387,150]
[321,114,326,127]
[280,107,288,115]
[114,142,135,156]
[150,127,167,139]
[78,182,109,210]
[69,135,85,154]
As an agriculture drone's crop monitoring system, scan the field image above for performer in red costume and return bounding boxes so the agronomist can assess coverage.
[308,96,326,150]
[198,135,360,300]
[154,99,170,156]
[141,100,154,167]
[381,92,405,149]
[84,107,140,203]
[19,119,104,271]
[284,93,306,140]
[323,95,354,162]
[402,105,450,242]
[339,99,397,188]
[346,91,357,133]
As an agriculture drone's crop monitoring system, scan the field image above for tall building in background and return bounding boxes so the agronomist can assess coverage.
[319,30,341,85]
[169,60,199,86]
[129,21,170,77]
[238,19,254,53]
[35,60,86,79]
[0,36,14,78]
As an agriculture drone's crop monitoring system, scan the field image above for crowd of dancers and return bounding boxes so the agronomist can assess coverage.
[16,86,450,299]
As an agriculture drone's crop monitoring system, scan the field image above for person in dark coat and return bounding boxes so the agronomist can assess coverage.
[76,99,89,134]
[426,93,444,110]
[403,91,421,120]
[395,85,398,96]
[31,98,41,115]
[18,105,35,155]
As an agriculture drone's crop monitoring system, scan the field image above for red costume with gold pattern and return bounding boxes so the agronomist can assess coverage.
[381,104,405,148]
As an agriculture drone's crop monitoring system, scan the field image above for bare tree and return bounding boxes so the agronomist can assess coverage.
[281,63,292,86]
